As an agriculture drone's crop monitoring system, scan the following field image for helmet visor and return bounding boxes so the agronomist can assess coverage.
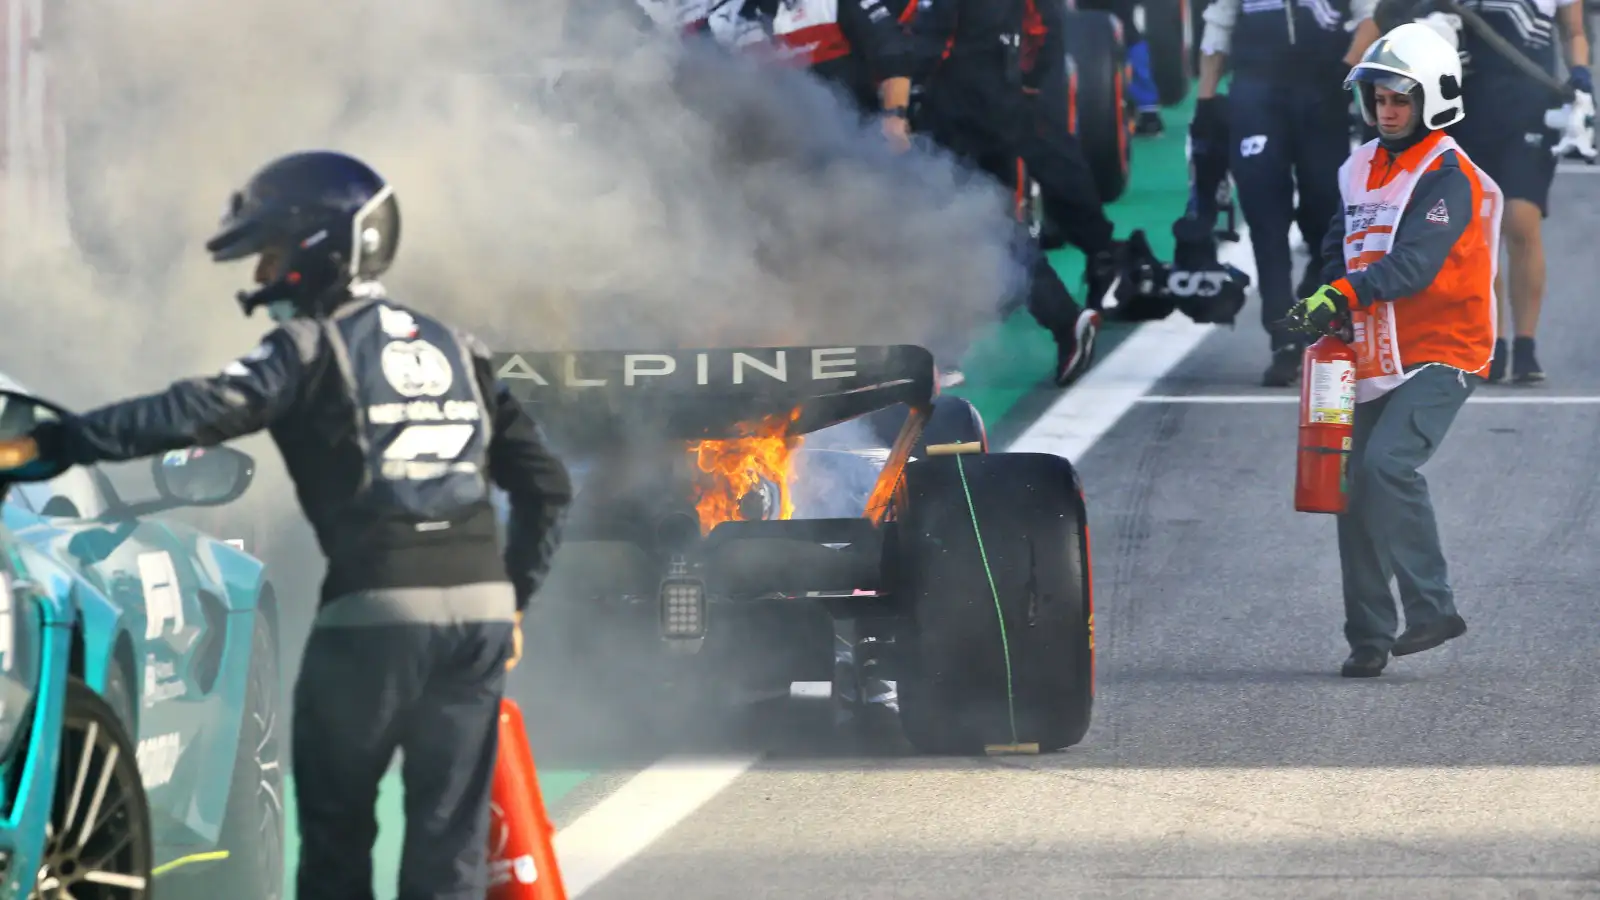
[204,188,303,262]
[1345,65,1420,95]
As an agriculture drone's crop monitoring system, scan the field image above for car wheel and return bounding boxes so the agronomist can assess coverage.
[888,452,1094,755]
[182,611,284,900]
[35,677,155,898]
[1143,0,1193,106]
[1064,10,1133,204]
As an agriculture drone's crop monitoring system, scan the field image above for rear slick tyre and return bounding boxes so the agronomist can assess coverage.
[890,452,1095,755]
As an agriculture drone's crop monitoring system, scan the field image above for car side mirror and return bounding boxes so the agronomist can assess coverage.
[0,390,72,494]
[151,446,255,507]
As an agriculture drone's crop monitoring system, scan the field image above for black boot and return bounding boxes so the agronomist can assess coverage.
[1261,345,1302,387]
[1083,247,1121,312]
[1392,614,1467,657]
[1511,336,1545,385]
[1133,109,1165,137]
[1341,647,1389,678]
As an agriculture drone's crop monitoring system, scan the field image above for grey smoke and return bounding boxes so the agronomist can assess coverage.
[7,0,1025,732]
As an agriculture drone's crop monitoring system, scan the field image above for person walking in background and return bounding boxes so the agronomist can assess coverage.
[1197,0,1382,387]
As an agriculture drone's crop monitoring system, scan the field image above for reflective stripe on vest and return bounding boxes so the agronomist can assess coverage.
[1337,134,1502,403]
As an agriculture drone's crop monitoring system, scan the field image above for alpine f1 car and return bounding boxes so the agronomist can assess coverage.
[505,344,1094,755]
[0,376,283,899]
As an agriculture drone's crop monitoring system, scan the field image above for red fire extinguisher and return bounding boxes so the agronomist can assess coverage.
[1294,335,1357,514]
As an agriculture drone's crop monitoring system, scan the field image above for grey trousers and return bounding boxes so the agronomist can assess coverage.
[1338,365,1474,652]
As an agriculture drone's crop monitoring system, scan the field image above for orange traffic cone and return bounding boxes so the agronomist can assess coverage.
[487,698,569,900]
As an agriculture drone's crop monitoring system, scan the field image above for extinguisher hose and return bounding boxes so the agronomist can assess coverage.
[954,454,1020,747]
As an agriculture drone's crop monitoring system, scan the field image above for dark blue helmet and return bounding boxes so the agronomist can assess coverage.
[205,151,401,319]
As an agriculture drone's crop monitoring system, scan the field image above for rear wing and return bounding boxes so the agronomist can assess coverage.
[491,345,936,449]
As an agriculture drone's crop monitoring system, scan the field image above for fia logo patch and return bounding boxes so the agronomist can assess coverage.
[1425,200,1450,224]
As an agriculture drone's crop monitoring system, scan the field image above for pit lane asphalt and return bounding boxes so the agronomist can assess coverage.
[532,170,1600,899]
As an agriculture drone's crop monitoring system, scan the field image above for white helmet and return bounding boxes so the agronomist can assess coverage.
[1345,22,1465,132]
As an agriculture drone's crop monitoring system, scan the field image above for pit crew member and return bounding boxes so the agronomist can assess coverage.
[0,151,574,899]
[1443,0,1589,382]
[1286,25,1491,678]
[1199,0,1384,386]
[907,0,1111,386]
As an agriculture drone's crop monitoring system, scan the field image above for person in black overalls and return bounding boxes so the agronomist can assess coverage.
[903,0,1113,387]
[1440,0,1590,383]
[1196,0,1382,386]
[0,151,575,900]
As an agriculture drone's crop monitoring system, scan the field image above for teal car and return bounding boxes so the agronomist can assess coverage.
[0,380,284,899]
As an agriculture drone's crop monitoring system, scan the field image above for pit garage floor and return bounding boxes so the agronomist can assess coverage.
[531,170,1600,899]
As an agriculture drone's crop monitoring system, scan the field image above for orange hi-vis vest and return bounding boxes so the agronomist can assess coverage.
[1335,131,1501,403]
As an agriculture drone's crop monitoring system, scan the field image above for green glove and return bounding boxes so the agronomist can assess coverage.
[1286,284,1349,335]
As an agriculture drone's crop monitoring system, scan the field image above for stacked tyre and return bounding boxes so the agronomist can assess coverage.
[1062,8,1134,204]
[1143,0,1196,106]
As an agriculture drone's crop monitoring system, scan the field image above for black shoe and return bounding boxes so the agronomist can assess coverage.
[1083,248,1120,312]
[1341,647,1389,678]
[1391,613,1467,657]
[1055,309,1102,387]
[1134,109,1165,137]
[1261,346,1302,387]
[1512,336,1545,385]
[1487,338,1507,383]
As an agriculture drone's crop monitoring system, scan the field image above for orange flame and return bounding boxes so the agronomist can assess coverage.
[689,409,803,534]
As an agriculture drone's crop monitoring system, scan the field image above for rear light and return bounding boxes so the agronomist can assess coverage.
[658,578,706,639]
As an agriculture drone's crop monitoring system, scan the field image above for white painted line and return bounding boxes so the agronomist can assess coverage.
[1138,395,1294,404]
[1007,315,1217,456]
[555,226,1257,896]
[1008,228,1257,458]
[1138,394,1600,405]
[554,755,762,895]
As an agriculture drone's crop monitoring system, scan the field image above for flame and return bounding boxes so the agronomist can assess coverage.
[689,409,803,534]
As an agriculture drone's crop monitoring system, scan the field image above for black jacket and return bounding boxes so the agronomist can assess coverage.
[38,287,573,610]
[906,0,1030,145]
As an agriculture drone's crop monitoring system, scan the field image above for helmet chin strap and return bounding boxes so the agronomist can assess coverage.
[235,253,350,319]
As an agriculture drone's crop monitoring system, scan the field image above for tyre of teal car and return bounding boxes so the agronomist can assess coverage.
[35,677,155,897]
[186,609,284,900]
[101,650,137,734]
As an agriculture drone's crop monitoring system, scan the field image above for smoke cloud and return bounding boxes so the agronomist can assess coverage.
[4,0,1025,749]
